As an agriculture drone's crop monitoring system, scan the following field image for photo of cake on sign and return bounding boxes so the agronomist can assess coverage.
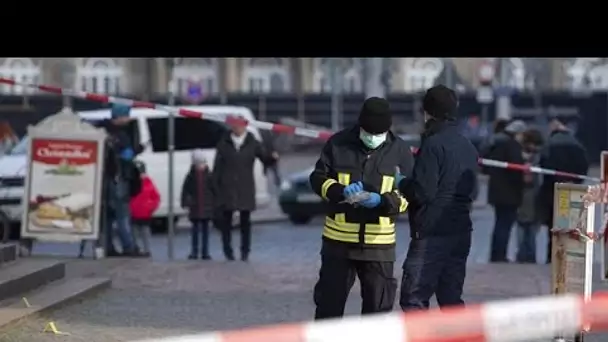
[26,139,99,234]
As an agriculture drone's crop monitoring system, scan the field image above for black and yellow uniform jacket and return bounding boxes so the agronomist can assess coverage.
[309,126,414,261]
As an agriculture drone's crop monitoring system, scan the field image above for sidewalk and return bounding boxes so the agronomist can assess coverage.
[3,259,607,341]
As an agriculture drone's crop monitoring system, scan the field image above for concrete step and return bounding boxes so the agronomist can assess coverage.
[0,243,17,266]
[0,259,65,302]
[0,276,111,328]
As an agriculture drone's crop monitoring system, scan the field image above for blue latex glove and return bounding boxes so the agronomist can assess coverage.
[343,181,363,198]
[359,192,381,208]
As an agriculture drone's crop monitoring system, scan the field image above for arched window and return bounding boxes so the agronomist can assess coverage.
[343,58,363,93]
[312,58,331,93]
[312,58,363,93]
[403,58,444,92]
[241,58,290,93]
[588,64,608,89]
[172,58,218,98]
[77,58,123,94]
[505,58,526,90]
[0,58,40,94]
[564,58,599,91]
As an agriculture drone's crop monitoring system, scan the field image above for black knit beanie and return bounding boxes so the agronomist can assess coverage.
[358,97,392,134]
[423,85,458,121]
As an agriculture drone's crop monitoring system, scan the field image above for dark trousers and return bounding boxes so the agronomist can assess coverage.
[190,219,210,257]
[313,255,396,319]
[516,221,538,263]
[546,213,554,264]
[400,233,471,311]
[220,210,251,258]
[490,205,518,262]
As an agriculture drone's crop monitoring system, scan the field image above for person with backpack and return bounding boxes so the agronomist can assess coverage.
[130,161,160,257]
[181,150,215,260]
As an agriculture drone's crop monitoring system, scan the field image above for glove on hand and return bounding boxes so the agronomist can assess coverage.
[394,172,406,186]
[359,192,381,208]
[343,181,363,198]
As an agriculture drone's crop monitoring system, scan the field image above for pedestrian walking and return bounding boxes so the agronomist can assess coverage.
[515,128,543,264]
[181,150,215,260]
[212,122,278,261]
[487,120,527,263]
[396,85,478,311]
[537,118,588,263]
[129,160,160,258]
[309,97,413,320]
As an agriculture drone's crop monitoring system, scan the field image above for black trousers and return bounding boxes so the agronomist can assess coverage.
[190,219,210,257]
[400,232,471,311]
[490,205,518,262]
[313,255,396,320]
[220,210,251,257]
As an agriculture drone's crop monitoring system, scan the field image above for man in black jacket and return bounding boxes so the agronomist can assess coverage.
[396,85,478,311]
[309,97,414,319]
[537,118,588,263]
[486,120,527,263]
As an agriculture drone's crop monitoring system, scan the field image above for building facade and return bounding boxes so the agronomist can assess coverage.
[0,58,599,96]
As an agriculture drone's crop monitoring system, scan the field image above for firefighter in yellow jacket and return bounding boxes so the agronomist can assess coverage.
[309,97,414,319]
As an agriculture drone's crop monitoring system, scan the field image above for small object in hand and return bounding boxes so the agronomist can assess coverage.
[343,191,372,204]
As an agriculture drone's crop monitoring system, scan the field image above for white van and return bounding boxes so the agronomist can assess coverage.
[0,105,271,234]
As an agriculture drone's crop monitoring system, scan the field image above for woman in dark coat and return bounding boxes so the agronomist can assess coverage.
[212,122,278,261]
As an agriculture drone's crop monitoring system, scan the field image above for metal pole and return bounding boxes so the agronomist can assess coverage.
[167,79,176,261]
[330,59,342,131]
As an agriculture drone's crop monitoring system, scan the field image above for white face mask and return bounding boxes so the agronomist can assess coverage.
[359,129,387,149]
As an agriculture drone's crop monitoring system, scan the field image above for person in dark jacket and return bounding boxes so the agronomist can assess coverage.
[212,121,278,262]
[98,104,145,257]
[181,149,215,260]
[537,118,588,263]
[309,97,413,320]
[486,119,527,263]
[515,128,544,264]
[396,85,478,311]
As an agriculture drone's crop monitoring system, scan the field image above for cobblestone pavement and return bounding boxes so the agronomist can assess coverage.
[4,208,605,342]
[0,153,604,342]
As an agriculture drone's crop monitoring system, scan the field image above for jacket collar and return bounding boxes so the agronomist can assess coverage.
[223,131,253,146]
[550,128,570,137]
[422,118,458,139]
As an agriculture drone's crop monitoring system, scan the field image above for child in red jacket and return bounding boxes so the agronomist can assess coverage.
[130,161,160,257]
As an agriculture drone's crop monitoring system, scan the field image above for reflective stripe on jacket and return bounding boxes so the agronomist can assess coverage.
[309,126,414,260]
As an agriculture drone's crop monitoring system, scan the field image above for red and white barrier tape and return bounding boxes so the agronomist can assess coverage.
[0,78,599,183]
[132,292,608,342]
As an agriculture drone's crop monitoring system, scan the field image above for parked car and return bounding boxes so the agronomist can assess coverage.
[0,105,271,238]
[278,134,421,225]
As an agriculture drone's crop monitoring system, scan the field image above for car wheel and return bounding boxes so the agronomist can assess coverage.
[289,215,312,225]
